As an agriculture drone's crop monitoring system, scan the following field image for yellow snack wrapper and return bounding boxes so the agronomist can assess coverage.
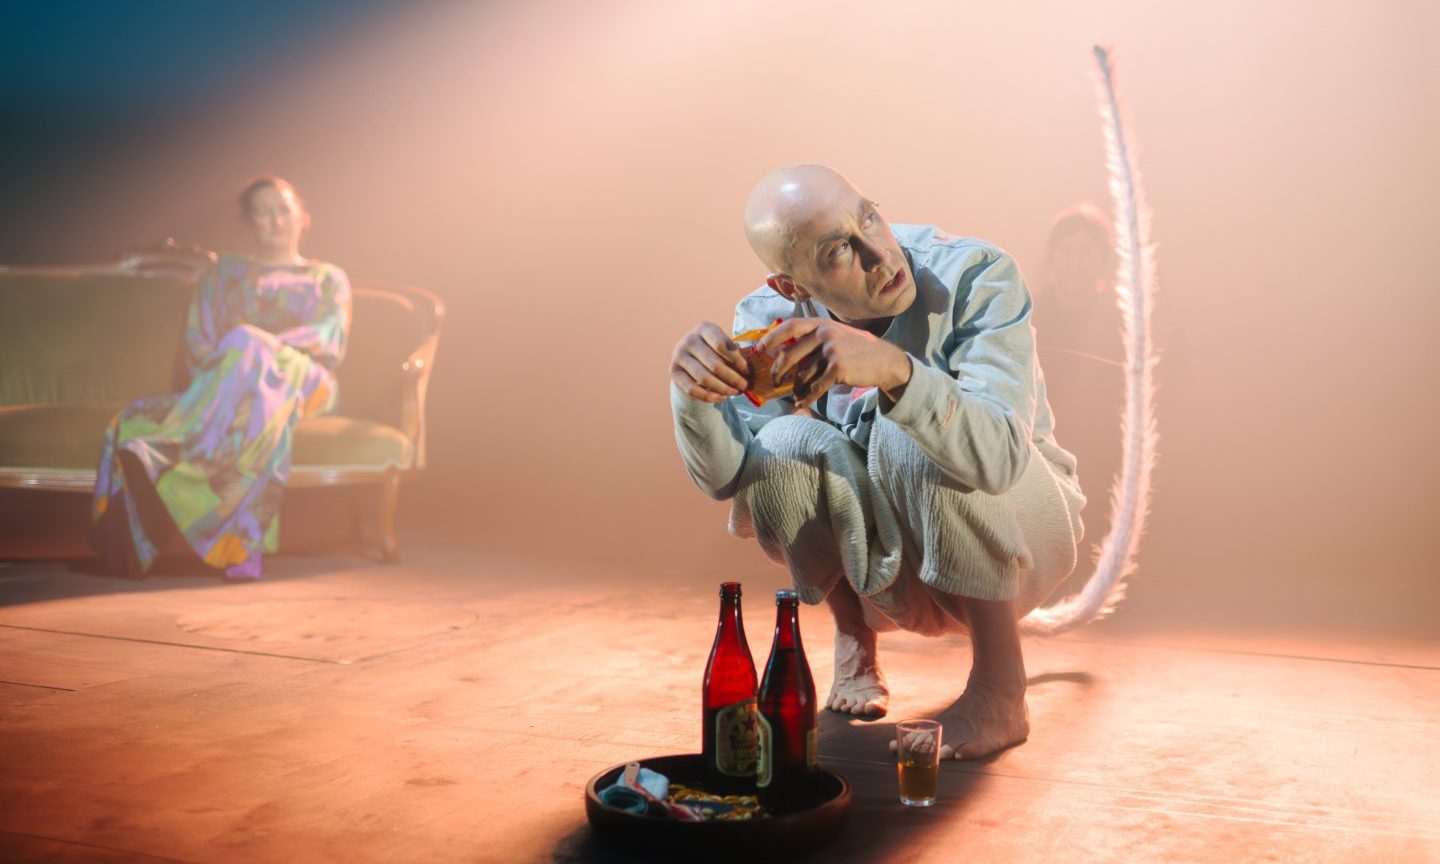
[734,318,796,407]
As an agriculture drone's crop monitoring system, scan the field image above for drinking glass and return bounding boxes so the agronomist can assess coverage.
[895,719,942,807]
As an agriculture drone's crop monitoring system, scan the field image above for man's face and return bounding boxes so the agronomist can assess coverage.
[785,186,916,324]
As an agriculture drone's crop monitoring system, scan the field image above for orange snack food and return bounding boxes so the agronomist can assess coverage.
[733,318,797,408]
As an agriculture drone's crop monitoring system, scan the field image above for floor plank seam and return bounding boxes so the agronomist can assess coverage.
[0,679,76,691]
[0,678,75,691]
[0,623,346,664]
[0,829,199,864]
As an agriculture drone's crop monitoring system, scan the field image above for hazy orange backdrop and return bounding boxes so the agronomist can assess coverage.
[7,0,1437,637]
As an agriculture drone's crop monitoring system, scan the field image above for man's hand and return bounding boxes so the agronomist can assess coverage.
[670,322,751,404]
[758,318,913,409]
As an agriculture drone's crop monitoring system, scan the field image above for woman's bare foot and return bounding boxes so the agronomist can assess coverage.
[823,580,889,718]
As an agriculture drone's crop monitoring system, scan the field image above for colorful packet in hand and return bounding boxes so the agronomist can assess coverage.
[733,318,797,407]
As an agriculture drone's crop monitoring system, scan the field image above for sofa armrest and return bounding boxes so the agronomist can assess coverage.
[399,340,438,470]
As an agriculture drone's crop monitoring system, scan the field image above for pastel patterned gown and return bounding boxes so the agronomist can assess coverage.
[89,255,351,578]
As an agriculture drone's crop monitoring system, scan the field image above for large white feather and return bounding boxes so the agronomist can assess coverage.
[1021,45,1159,636]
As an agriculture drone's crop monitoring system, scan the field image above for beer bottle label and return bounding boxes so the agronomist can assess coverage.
[714,698,758,777]
[806,726,818,769]
[755,713,773,788]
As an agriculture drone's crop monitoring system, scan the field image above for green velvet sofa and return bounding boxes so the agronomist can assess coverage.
[0,250,442,562]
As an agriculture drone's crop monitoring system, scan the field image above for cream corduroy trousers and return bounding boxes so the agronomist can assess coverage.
[729,415,1085,636]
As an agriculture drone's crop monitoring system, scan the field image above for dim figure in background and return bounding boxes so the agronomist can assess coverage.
[669,165,1086,760]
[1032,204,1122,580]
[90,177,351,581]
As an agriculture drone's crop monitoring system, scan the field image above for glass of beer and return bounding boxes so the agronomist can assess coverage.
[895,719,942,807]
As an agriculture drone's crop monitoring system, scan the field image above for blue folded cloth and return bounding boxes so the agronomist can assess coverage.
[598,765,670,814]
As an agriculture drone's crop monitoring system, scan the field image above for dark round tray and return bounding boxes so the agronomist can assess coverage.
[584,753,851,856]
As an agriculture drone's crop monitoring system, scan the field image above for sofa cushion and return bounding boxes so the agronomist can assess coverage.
[291,416,413,470]
[0,404,412,473]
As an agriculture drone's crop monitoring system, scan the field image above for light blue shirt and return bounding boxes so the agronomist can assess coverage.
[671,224,1080,500]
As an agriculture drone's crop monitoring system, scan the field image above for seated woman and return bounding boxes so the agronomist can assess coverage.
[90,177,352,580]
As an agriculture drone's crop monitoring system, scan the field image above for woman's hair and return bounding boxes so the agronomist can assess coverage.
[238,175,304,216]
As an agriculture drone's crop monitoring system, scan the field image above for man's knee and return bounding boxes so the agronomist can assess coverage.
[751,414,846,461]
[740,415,849,488]
[743,414,852,527]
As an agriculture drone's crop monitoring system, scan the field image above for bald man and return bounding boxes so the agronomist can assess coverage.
[668,165,1085,760]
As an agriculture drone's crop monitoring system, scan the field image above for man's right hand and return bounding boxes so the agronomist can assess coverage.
[670,322,751,404]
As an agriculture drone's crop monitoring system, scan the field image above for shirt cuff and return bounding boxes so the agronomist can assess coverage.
[879,359,961,432]
[670,380,731,431]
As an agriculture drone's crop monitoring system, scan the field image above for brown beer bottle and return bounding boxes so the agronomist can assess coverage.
[756,589,819,812]
[702,582,758,793]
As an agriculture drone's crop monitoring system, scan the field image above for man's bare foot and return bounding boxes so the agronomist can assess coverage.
[934,676,1028,760]
[887,676,1027,760]
[823,580,888,718]
[888,594,1029,759]
[826,627,889,717]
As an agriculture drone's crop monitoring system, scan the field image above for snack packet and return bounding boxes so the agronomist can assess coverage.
[667,783,768,821]
[733,318,797,407]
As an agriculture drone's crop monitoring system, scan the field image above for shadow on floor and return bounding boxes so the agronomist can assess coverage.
[1027,670,1096,688]
[0,557,340,609]
[552,708,1006,863]
[555,665,1107,862]
[0,485,392,608]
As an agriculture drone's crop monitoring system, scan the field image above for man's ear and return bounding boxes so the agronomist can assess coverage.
[766,274,809,302]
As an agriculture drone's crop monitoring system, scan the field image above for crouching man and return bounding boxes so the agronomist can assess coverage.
[668,165,1086,759]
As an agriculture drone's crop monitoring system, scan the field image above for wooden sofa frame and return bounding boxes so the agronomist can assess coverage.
[0,248,443,563]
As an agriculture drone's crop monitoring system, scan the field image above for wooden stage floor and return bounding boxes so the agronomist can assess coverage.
[0,547,1436,863]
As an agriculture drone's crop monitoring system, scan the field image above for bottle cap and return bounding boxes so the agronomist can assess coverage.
[775,589,798,602]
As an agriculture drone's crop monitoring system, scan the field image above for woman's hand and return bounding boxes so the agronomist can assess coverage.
[670,322,752,404]
[757,318,912,409]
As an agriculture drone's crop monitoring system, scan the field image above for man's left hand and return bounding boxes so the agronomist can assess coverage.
[757,318,913,409]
